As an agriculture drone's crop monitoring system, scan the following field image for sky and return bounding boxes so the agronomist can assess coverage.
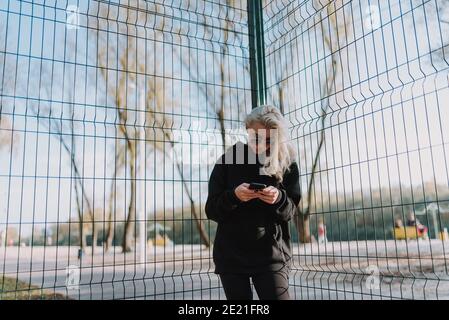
[0,0,448,236]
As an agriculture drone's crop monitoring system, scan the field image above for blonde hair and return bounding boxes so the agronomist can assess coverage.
[245,105,297,182]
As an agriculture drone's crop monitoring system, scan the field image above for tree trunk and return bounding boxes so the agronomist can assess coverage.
[219,47,226,150]
[190,199,210,247]
[79,224,86,252]
[218,2,229,150]
[294,210,311,243]
[290,4,340,245]
[177,160,210,247]
[74,182,86,252]
[105,154,119,252]
[122,144,136,252]
[105,202,114,253]
[105,188,114,252]
[91,229,97,254]
[105,217,114,252]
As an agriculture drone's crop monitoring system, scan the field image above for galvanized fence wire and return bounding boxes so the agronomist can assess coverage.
[0,0,251,300]
[263,0,449,299]
[0,0,449,300]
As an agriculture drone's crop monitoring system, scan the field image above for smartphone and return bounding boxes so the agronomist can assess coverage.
[248,183,267,191]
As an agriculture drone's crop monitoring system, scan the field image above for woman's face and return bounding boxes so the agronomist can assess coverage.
[247,122,271,155]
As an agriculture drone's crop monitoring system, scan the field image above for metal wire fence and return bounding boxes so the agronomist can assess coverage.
[0,0,448,300]
[0,0,253,300]
[264,0,449,299]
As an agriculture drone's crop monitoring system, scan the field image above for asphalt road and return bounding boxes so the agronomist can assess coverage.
[2,240,449,300]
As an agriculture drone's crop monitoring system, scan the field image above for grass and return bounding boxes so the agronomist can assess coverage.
[0,277,71,300]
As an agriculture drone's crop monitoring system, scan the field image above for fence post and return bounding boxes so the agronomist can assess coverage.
[247,0,267,107]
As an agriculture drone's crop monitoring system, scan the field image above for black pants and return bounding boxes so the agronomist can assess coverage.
[219,268,290,300]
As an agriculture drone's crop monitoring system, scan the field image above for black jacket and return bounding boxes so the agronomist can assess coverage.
[205,142,301,274]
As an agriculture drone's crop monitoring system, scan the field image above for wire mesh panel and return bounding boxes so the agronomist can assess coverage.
[263,0,449,299]
[0,0,251,299]
[2,0,449,301]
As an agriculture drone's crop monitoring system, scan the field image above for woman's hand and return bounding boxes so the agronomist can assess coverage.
[234,183,259,202]
[257,186,280,204]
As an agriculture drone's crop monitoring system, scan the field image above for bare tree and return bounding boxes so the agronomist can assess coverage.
[164,1,251,247]
[0,16,97,252]
[168,0,250,244]
[95,0,211,250]
[272,0,350,243]
[28,97,96,253]
[104,143,126,252]
[143,79,211,247]
[0,21,18,154]
[97,45,139,252]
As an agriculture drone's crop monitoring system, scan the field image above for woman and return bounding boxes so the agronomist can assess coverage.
[205,105,301,300]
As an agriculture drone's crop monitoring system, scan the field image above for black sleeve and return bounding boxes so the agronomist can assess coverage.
[268,162,301,222]
[205,161,242,224]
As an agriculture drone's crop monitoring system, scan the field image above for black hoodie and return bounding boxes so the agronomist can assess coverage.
[205,142,301,274]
